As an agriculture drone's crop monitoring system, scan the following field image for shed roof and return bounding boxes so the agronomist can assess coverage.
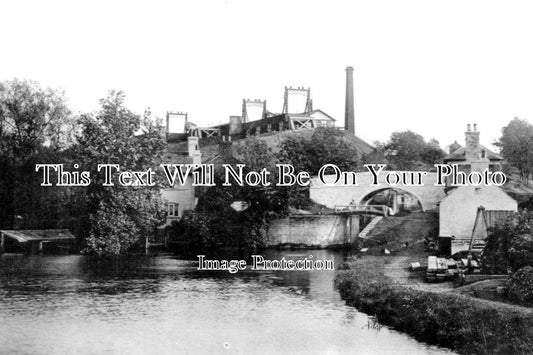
[0,229,75,243]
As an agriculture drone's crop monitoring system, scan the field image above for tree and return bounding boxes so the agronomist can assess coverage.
[177,138,288,251]
[76,91,166,255]
[234,137,275,171]
[278,127,360,174]
[0,79,74,152]
[482,210,533,273]
[496,117,533,184]
[0,79,75,229]
[506,266,533,305]
[276,127,360,208]
[383,131,444,170]
[420,145,446,166]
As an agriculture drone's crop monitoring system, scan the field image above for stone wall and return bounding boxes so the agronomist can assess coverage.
[267,214,359,247]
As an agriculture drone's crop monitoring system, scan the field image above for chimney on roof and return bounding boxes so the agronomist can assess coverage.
[187,136,202,164]
[449,140,461,154]
[229,116,242,135]
[465,123,480,160]
[344,66,355,134]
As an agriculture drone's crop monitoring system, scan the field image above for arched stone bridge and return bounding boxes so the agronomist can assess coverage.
[309,171,446,212]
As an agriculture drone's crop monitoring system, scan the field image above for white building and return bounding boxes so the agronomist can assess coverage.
[160,117,202,226]
[439,124,517,254]
[439,185,517,254]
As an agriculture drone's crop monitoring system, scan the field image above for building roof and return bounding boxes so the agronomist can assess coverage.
[289,109,336,121]
[443,145,503,162]
[307,109,336,120]
[0,229,75,243]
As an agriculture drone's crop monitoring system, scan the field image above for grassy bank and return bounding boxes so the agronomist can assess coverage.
[335,257,533,354]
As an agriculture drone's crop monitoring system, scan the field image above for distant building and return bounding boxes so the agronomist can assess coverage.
[163,68,374,157]
[443,123,503,184]
[159,135,201,226]
[175,87,338,142]
[439,124,516,254]
[158,67,374,237]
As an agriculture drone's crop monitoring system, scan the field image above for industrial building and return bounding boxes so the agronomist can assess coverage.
[159,67,374,224]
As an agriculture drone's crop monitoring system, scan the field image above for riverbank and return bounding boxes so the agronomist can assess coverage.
[335,257,533,354]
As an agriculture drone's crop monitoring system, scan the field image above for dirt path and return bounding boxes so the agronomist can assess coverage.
[362,212,438,257]
[383,256,455,292]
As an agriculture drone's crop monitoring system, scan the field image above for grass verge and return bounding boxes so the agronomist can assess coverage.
[335,257,533,354]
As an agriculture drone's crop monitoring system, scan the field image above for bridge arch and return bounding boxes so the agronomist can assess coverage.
[357,187,425,214]
[309,171,446,212]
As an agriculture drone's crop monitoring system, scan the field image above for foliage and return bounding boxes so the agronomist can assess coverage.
[84,202,140,255]
[234,137,275,171]
[176,169,286,251]
[277,127,359,174]
[276,127,360,208]
[361,142,386,166]
[336,260,533,354]
[76,91,166,255]
[508,233,533,272]
[0,79,76,230]
[0,78,75,152]
[177,210,213,248]
[172,138,289,251]
[378,130,445,170]
[506,266,533,305]
[496,117,533,184]
[482,210,533,273]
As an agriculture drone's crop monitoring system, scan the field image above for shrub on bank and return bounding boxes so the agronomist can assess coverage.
[336,268,533,354]
[506,266,533,306]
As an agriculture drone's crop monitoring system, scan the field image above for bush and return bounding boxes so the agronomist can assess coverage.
[482,211,533,274]
[506,266,533,305]
[336,264,533,354]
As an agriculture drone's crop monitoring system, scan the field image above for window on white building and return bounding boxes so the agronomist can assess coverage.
[167,203,178,217]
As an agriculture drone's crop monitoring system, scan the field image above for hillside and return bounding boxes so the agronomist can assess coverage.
[197,128,375,158]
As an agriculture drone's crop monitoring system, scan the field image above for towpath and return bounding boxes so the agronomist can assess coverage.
[382,256,533,316]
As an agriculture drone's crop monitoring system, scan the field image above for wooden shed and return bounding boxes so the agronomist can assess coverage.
[0,229,75,253]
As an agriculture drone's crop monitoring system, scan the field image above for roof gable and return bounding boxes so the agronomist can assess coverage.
[308,109,336,121]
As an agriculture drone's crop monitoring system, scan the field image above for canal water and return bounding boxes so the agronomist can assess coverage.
[0,250,453,355]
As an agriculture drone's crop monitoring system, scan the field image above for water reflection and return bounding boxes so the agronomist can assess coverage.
[0,251,453,355]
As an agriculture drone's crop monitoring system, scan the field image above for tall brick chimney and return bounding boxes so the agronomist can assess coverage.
[344,66,355,134]
[465,123,480,160]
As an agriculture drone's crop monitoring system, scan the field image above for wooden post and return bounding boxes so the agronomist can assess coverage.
[145,235,149,255]
[0,233,4,253]
[345,216,350,244]
[348,215,352,244]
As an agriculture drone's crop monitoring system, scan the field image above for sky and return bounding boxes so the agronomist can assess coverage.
[2,0,533,151]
